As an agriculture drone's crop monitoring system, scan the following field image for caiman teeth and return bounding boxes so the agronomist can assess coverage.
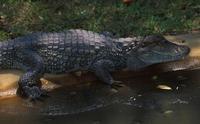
[152,50,172,56]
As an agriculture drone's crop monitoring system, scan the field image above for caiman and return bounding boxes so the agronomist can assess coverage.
[0,29,190,100]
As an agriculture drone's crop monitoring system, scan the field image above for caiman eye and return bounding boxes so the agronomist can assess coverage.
[140,43,146,47]
[141,41,153,47]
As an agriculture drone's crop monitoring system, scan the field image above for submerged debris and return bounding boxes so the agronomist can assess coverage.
[163,110,174,114]
[157,85,172,90]
[171,99,189,104]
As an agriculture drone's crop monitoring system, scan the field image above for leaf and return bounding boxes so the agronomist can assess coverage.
[157,85,172,90]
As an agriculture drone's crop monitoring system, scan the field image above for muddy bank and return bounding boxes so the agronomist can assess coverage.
[0,58,200,124]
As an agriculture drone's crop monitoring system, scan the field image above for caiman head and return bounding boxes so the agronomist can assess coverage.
[125,35,190,70]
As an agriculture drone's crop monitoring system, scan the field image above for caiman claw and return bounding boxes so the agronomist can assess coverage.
[111,80,125,89]
[18,86,48,101]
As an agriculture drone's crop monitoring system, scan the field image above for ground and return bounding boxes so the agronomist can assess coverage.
[0,2,200,123]
[0,0,200,41]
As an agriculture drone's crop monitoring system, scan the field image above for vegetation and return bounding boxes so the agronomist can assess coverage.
[0,0,199,41]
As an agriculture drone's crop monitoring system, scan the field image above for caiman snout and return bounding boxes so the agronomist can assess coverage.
[175,45,190,58]
[182,45,190,55]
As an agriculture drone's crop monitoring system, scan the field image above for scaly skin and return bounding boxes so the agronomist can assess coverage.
[0,29,190,100]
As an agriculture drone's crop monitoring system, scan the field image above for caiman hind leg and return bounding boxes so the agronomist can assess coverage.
[16,50,47,100]
[91,60,124,88]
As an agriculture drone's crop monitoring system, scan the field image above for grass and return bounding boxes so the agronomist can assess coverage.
[0,0,199,41]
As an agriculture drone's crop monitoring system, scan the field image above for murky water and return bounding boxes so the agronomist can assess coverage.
[0,33,200,124]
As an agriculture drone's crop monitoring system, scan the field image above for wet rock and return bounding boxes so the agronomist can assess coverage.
[163,110,173,114]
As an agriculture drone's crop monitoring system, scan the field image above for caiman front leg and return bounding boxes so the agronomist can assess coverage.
[16,50,47,100]
[91,60,124,88]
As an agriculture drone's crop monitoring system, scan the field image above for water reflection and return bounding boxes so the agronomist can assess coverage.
[2,69,200,124]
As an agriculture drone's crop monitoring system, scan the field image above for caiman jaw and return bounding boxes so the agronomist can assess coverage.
[139,45,190,64]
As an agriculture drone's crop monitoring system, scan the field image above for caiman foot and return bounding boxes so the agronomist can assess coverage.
[17,86,48,101]
[110,80,125,89]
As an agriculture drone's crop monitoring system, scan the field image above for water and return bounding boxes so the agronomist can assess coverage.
[0,33,200,124]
